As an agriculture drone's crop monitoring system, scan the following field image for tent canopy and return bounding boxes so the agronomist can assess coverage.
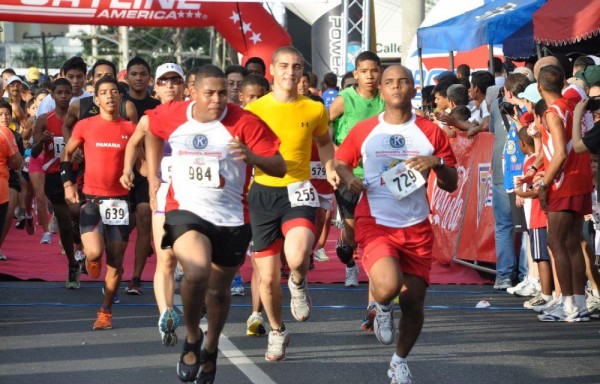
[417,0,545,52]
[533,0,600,46]
[503,21,536,60]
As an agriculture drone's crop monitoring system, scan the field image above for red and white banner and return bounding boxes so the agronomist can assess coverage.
[0,1,292,69]
[428,132,496,265]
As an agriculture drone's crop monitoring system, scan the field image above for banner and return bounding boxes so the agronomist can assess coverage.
[0,1,292,69]
[428,132,496,265]
[311,4,344,79]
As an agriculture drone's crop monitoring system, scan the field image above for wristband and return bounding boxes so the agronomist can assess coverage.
[60,161,74,184]
[527,165,538,172]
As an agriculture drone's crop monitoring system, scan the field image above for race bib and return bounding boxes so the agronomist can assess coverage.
[381,162,426,200]
[160,157,172,182]
[310,161,327,180]
[99,199,129,225]
[174,156,220,188]
[53,137,65,158]
[22,156,30,172]
[287,180,320,208]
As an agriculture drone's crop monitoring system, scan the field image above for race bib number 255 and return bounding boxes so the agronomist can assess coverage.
[287,180,320,208]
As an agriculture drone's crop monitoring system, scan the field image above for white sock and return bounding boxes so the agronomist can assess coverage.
[378,302,393,312]
[541,293,552,301]
[392,353,406,364]
[563,295,575,313]
[574,294,586,311]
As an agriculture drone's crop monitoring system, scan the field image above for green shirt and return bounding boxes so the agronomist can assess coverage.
[333,86,385,178]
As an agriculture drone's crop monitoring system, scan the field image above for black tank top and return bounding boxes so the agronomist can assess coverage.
[79,96,128,120]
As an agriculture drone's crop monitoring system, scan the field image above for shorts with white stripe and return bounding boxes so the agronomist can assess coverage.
[528,228,550,262]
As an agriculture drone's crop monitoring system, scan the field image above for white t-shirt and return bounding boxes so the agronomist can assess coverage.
[35,91,93,117]
[469,100,489,124]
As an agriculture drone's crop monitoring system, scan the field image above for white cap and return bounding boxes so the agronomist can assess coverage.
[155,63,184,80]
[6,75,23,87]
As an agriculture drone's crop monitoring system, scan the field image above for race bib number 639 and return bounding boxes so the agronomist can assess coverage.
[99,199,129,225]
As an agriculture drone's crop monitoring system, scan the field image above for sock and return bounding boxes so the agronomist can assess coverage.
[574,294,586,311]
[101,305,111,313]
[347,260,356,268]
[378,301,393,312]
[541,293,552,301]
[563,295,574,313]
[392,353,406,364]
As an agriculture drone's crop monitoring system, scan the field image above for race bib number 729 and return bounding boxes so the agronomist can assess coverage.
[381,162,426,200]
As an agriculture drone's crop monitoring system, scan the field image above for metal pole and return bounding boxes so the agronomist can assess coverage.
[536,43,543,58]
[364,0,371,50]
[91,26,98,63]
[449,50,454,71]
[41,32,49,76]
[341,0,349,74]
[488,43,494,74]
[119,26,129,70]
[418,47,424,89]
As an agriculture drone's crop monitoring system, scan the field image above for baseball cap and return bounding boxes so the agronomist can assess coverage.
[518,83,541,104]
[575,65,600,88]
[27,67,40,82]
[512,66,534,82]
[155,63,184,80]
[6,75,23,87]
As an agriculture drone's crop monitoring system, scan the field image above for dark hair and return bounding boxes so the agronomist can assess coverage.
[323,72,338,89]
[307,72,318,88]
[421,85,435,105]
[517,127,534,147]
[0,99,13,116]
[355,51,381,68]
[27,98,36,110]
[94,75,119,95]
[341,72,355,88]
[245,57,266,74]
[241,74,269,91]
[450,106,471,122]
[574,56,595,70]
[61,57,87,76]
[504,73,530,97]
[127,56,151,74]
[118,81,129,95]
[51,78,72,92]
[488,57,504,74]
[2,68,16,77]
[538,65,564,94]
[458,77,470,89]
[92,59,117,78]
[225,65,249,78]
[34,88,50,99]
[195,64,226,82]
[433,76,459,98]
[456,64,470,79]
[447,84,469,106]
[471,71,495,95]
[185,67,201,87]
[591,81,600,89]
[534,99,547,117]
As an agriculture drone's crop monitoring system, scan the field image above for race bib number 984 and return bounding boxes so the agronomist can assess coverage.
[381,162,426,200]
[287,180,320,208]
[174,156,220,188]
[99,199,129,225]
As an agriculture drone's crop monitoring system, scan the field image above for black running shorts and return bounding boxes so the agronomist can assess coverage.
[129,167,150,207]
[80,195,132,243]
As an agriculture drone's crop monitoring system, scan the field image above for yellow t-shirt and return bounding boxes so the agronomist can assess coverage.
[246,93,329,187]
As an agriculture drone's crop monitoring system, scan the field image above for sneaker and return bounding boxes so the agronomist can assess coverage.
[65,265,81,289]
[361,303,377,330]
[374,302,395,345]
[565,308,590,322]
[125,277,142,295]
[538,303,569,322]
[14,216,26,229]
[335,235,355,264]
[345,265,359,287]
[389,361,413,384]
[101,285,121,304]
[25,215,35,235]
[533,295,560,314]
[93,307,113,330]
[85,256,102,279]
[40,232,52,244]
[174,263,184,282]
[288,277,312,321]
[158,307,179,346]
[506,276,527,295]
[493,277,513,290]
[314,248,329,262]
[74,250,85,262]
[0,251,6,261]
[586,294,600,319]
[509,277,538,297]
[265,329,290,361]
[524,294,549,309]
[231,275,245,297]
[49,214,58,234]
[246,312,266,336]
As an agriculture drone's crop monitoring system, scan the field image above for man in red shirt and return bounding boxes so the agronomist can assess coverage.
[60,76,136,330]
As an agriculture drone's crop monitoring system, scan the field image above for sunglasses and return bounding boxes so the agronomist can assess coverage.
[156,76,183,86]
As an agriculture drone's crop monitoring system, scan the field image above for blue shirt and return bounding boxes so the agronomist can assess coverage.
[502,121,526,191]
[322,89,339,110]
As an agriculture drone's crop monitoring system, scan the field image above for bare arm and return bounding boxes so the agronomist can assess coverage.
[21,116,35,142]
[315,131,340,189]
[572,99,589,154]
[334,159,365,194]
[7,152,23,171]
[62,100,80,142]
[31,114,49,158]
[125,100,139,124]
[145,130,164,213]
[228,136,287,178]
[120,115,148,189]
[405,156,458,193]
[60,131,84,204]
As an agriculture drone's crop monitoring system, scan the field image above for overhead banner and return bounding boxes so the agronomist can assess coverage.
[0,1,291,68]
[311,4,344,79]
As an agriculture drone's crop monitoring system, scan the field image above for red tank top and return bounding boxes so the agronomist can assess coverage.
[42,112,65,174]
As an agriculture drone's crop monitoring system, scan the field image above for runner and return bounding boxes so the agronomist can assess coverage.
[336,65,457,384]
[30,78,81,288]
[60,76,136,329]
[245,46,338,361]
[144,64,285,382]
[120,62,185,346]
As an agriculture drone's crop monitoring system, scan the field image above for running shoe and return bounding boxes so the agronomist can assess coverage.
[65,265,81,289]
[74,250,85,262]
[49,214,58,234]
[14,216,26,229]
[93,307,113,330]
[345,264,359,287]
[158,307,179,346]
[40,232,52,244]
[524,294,549,309]
[231,275,245,296]
[389,361,413,384]
[174,262,184,282]
[361,302,377,330]
[507,276,538,297]
[101,285,121,304]
[493,277,513,290]
[0,251,6,261]
[314,248,329,262]
[265,329,290,361]
[538,303,569,322]
[533,295,560,314]
[84,256,101,279]
[125,277,142,295]
[565,308,590,322]
[586,294,600,319]
[25,215,35,235]
[246,312,266,336]
[288,277,312,321]
[374,302,395,345]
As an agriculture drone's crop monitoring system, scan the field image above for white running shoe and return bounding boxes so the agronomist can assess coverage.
[508,277,538,297]
[246,312,266,336]
[345,264,359,287]
[533,295,560,314]
[586,294,600,319]
[314,248,329,262]
[265,329,290,361]
[74,250,85,262]
[538,303,569,322]
[524,294,549,309]
[288,277,312,321]
[40,232,52,244]
[374,302,395,345]
[389,361,413,384]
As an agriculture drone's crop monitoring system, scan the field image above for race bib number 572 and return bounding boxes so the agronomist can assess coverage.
[381,162,426,200]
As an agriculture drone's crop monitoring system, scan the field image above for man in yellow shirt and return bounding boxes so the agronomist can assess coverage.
[246,46,338,362]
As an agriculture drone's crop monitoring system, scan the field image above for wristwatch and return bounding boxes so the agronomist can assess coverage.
[434,157,445,169]
[538,179,549,189]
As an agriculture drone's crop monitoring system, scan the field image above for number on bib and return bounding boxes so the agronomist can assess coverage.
[310,161,327,180]
[174,156,220,188]
[22,157,30,172]
[160,157,172,182]
[381,162,426,200]
[287,180,320,208]
[53,137,65,158]
[99,199,129,225]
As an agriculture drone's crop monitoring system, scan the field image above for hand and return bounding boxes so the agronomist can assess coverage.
[514,176,524,190]
[574,98,588,118]
[437,112,458,127]
[40,130,54,143]
[467,124,480,139]
[537,185,548,212]
[228,136,255,164]
[148,176,160,213]
[533,171,545,184]
[64,183,80,205]
[345,176,366,195]
[72,148,84,165]
[515,194,524,208]
[441,124,457,138]
[120,169,134,190]
[327,168,341,190]
[405,156,440,173]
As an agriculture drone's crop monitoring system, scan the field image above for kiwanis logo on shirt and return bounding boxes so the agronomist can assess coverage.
[186,134,212,150]
[477,163,493,226]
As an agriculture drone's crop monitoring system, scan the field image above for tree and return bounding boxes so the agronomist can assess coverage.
[13,43,67,69]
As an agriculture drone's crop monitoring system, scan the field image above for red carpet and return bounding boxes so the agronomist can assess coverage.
[0,224,491,284]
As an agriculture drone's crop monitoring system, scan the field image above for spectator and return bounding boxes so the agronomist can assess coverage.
[245,57,266,77]
[321,72,339,110]
[224,65,249,106]
[456,64,470,80]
